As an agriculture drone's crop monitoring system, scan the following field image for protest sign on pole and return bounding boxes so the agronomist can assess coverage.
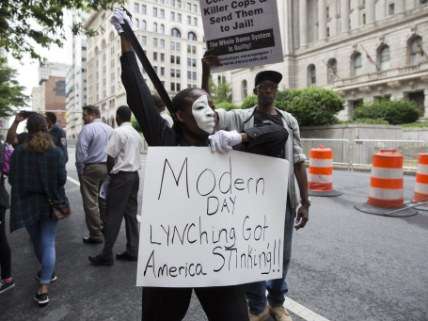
[200,0,283,71]
[136,147,289,287]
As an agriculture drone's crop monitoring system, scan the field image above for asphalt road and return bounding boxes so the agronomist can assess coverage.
[0,149,427,321]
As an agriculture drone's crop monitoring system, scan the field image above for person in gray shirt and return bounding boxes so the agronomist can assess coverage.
[76,105,113,244]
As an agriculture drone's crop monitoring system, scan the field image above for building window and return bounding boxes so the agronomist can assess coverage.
[142,20,147,31]
[171,28,181,38]
[327,58,337,84]
[377,44,391,70]
[153,7,158,17]
[153,22,158,33]
[187,15,191,25]
[160,24,165,34]
[188,32,197,41]
[362,13,366,25]
[134,2,140,13]
[153,38,158,47]
[177,13,182,22]
[351,52,362,76]
[241,80,248,99]
[171,11,175,21]
[408,35,424,65]
[160,67,165,76]
[388,3,395,15]
[160,39,165,49]
[160,53,165,62]
[142,4,147,14]
[160,9,165,19]
[141,36,147,46]
[153,52,158,61]
[307,64,316,86]
[193,17,198,26]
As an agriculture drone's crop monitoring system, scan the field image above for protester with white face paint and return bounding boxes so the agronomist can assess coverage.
[111,8,289,321]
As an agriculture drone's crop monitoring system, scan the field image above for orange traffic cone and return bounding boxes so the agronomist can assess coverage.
[308,145,342,197]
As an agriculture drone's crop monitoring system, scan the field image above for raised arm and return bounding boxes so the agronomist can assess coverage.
[112,8,174,146]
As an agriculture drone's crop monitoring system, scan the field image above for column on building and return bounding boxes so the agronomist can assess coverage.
[424,89,428,118]
[318,0,327,41]
[366,0,375,24]
[395,0,405,14]
[299,0,308,47]
[341,0,350,33]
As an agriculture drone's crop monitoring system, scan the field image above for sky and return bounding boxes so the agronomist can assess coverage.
[8,12,73,99]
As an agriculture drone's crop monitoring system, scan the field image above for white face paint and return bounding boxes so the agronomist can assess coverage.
[192,95,215,134]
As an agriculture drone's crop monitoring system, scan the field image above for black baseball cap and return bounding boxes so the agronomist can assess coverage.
[255,70,283,86]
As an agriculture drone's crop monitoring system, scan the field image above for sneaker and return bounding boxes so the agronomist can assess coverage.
[0,279,15,294]
[269,306,293,321]
[36,271,58,283]
[33,292,49,307]
[249,306,272,321]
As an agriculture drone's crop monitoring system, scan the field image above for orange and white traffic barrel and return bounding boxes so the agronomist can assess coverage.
[355,148,417,217]
[413,153,428,209]
[308,145,342,197]
[367,149,404,208]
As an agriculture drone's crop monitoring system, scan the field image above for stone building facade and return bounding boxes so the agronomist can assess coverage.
[83,0,205,126]
[223,0,428,120]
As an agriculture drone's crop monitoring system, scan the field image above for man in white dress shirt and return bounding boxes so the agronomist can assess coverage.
[89,106,144,266]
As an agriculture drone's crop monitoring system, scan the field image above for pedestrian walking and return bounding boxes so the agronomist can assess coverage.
[46,112,68,163]
[89,106,144,266]
[110,8,289,321]
[204,65,310,321]
[0,141,14,294]
[76,105,113,244]
[8,113,67,307]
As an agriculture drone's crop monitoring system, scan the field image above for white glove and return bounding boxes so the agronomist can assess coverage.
[110,8,132,34]
[208,130,242,153]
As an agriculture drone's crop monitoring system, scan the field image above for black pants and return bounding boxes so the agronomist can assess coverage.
[142,286,249,321]
[102,171,139,258]
[0,207,11,279]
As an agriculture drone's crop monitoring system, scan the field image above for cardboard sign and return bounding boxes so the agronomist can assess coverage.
[136,147,289,287]
[200,0,283,71]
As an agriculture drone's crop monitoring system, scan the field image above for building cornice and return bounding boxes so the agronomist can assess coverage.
[296,8,428,57]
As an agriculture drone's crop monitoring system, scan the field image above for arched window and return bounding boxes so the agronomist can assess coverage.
[153,22,158,33]
[407,35,424,65]
[188,31,197,41]
[327,58,338,84]
[141,20,147,31]
[241,80,248,99]
[377,44,391,70]
[351,51,362,76]
[171,28,182,38]
[307,64,316,86]
[160,24,165,34]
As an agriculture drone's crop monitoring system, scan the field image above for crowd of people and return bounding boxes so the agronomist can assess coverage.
[0,8,310,321]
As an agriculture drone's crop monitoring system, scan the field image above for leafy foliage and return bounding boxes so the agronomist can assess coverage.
[240,95,257,109]
[275,88,344,126]
[353,99,420,125]
[0,0,122,59]
[0,56,27,117]
[211,81,232,104]
[214,101,237,110]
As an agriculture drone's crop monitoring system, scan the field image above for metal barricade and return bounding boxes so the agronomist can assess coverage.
[302,138,428,172]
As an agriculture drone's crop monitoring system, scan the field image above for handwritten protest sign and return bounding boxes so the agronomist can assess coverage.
[200,0,283,71]
[136,147,289,287]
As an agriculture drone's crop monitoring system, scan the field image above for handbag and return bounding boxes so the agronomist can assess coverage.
[38,156,71,220]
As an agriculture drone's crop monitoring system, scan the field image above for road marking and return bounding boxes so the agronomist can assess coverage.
[284,297,332,321]
[66,175,329,321]
[67,176,80,186]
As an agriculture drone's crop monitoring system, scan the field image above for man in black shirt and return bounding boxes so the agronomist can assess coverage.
[45,112,68,163]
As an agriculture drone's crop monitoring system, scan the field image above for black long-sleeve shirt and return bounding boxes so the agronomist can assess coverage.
[120,51,288,148]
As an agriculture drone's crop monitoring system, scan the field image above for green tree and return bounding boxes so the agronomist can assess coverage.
[353,99,420,125]
[0,56,27,117]
[211,81,232,104]
[275,88,344,126]
[0,0,122,59]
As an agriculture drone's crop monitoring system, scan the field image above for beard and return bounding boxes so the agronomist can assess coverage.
[258,95,274,107]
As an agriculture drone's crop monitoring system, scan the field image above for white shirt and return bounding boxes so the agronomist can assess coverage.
[107,122,144,174]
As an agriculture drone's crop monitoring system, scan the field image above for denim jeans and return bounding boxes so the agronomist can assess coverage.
[25,218,57,284]
[246,203,295,314]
